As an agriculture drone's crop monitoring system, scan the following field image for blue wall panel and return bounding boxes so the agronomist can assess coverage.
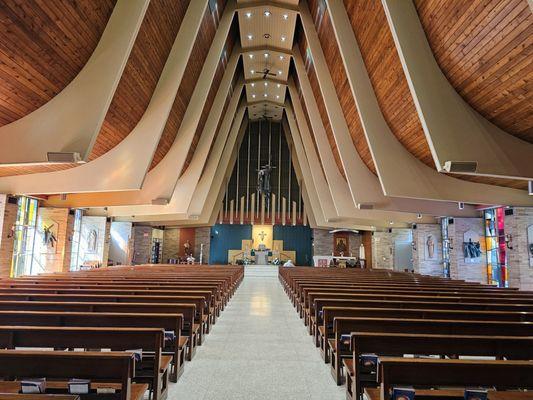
[273,225,313,266]
[209,224,252,264]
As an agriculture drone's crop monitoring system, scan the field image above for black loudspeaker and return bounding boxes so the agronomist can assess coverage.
[505,208,514,216]
[7,196,18,205]
[412,224,417,229]
[388,228,392,233]
[449,218,454,224]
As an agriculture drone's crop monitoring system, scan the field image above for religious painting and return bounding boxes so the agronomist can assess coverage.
[334,235,348,256]
[252,225,273,250]
[463,230,482,263]
[37,217,59,254]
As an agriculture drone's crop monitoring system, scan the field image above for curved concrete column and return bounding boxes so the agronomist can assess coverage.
[291,48,359,216]
[0,0,208,196]
[299,0,384,205]
[383,0,533,181]
[0,0,150,163]
[325,0,533,207]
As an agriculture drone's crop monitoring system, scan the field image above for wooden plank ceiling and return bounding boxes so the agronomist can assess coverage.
[181,11,237,175]
[89,0,191,161]
[0,0,116,127]
[341,0,526,190]
[150,0,229,170]
[296,24,346,179]
[415,0,533,144]
[305,0,376,174]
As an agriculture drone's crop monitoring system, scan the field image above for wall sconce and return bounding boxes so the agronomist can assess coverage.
[505,234,513,250]
[411,241,417,251]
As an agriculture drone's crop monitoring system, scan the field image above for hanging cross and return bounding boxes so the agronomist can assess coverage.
[258,231,267,241]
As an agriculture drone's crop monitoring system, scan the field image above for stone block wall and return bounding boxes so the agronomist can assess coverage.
[163,228,180,263]
[506,207,533,290]
[194,227,210,264]
[449,217,486,283]
[372,229,412,270]
[412,223,443,277]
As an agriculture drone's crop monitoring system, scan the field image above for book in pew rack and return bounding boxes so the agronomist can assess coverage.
[392,387,415,400]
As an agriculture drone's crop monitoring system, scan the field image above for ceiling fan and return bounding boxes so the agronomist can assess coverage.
[254,68,277,79]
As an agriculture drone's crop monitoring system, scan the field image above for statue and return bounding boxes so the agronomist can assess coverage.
[183,240,192,257]
[257,164,275,198]
[426,234,435,259]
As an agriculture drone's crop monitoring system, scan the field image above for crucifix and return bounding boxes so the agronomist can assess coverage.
[258,230,267,242]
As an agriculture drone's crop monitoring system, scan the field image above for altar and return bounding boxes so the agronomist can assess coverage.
[227,225,295,265]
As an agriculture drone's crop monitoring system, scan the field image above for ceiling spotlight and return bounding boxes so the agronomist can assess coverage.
[247,34,253,40]
[248,54,254,59]
[245,11,252,18]
[282,14,289,20]
[251,82,255,87]
[264,53,269,58]
[458,202,465,210]
[279,55,284,60]
[250,69,255,74]
[281,35,286,42]
[278,70,283,74]
[389,221,394,225]
[264,93,268,97]
[263,33,271,39]
[264,10,271,17]
[252,94,256,98]
[276,95,280,99]
[277,83,281,88]
[264,82,268,86]
[417,213,422,219]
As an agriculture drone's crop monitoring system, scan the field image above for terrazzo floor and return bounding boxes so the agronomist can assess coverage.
[168,267,346,400]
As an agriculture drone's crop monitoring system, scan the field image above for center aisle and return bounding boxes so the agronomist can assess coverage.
[169,269,346,400]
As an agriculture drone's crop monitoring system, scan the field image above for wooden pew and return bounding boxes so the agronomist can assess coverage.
[329,317,533,385]
[346,332,533,400]
[0,395,79,400]
[0,326,168,400]
[0,350,146,400]
[0,311,185,382]
[319,306,533,362]
[367,358,533,400]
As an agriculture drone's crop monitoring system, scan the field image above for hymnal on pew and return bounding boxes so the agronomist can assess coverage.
[126,349,142,362]
[21,378,46,394]
[359,353,378,374]
[68,378,91,394]
[464,389,487,400]
[392,387,415,400]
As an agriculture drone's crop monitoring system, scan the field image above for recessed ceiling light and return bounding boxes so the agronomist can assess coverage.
[264,10,271,17]
[264,93,268,97]
[278,70,282,75]
[264,53,269,58]
[281,35,286,42]
[248,54,254,59]
[251,69,255,74]
[277,83,281,88]
[247,34,253,40]
[264,82,268,86]
[264,33,271,39]
[282,14,289,20]
[252,94,256,98]
[276,95,280,99]
[251,83,255,87]
[279,55,284,60]
[245,11,252,18]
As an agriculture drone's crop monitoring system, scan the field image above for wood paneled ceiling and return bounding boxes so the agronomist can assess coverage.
[305,0,376,174]
[0,0,116,127]
[89,0,190,161]
[296,25,346,179]
[150,0,228,170]
[342,0,527,190]
[415,0,533,144]
[181,16,238,175]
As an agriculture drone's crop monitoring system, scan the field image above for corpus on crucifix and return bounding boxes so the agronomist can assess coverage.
[257,164,275,198]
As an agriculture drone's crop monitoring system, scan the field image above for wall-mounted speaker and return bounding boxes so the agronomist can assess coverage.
[505,208,514,216]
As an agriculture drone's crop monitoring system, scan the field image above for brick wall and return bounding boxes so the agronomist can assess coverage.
[194,227,209,264]
[162,228,180,263]
[506,207,533,290]
[412,224,443,276]
[132,225,153,265]
[312,228,362,257]
[0,195,16,277]
[449,218,486,283]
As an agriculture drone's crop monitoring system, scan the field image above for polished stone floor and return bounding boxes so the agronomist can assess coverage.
[168,271,346,400]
